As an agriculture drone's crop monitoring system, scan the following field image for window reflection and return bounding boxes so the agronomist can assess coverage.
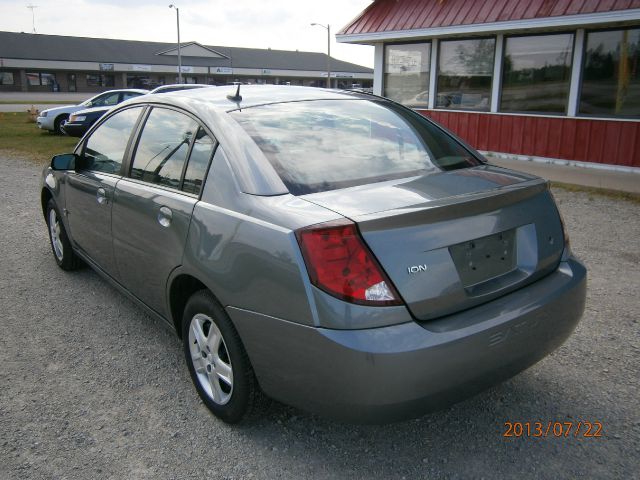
[501,33,573,113]
[231,99,479,195]
[182,128,215,195]
[436,38,495,111]
[384,43,431,108]
[83,107,142,174]
[130,108,198,189]
[580,29,640,116]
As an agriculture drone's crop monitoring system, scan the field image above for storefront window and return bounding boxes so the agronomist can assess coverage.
[580,29,640,117]
[436,38,495,111]
[501,33,573,114]
[0,71,14,85]
[26,72,56,86]
[87,74,115,87]
[384,43,431,108]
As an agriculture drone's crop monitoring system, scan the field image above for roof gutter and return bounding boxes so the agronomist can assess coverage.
[336,9,640,44]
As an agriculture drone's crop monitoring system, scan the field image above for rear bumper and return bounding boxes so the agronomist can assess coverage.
[228,257,586,423]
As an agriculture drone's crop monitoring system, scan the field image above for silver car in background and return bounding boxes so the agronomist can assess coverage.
[36,89,148,133]
[41,86,586,424]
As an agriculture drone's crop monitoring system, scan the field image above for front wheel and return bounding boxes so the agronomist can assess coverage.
[182,290,263,423]
[46,199,82,270]
[53,115,68,135]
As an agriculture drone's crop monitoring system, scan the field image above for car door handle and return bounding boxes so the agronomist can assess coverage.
[158,206,173,227]
[96,187,108,205]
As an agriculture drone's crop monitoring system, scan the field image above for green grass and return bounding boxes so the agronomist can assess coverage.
[0,112,77,163]
[551,181,640,204]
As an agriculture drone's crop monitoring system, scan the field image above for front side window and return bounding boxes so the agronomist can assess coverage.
[130,108,199,189]
[501,33,574,113]
[82,107,142,174]
[231,99,480,195]
[384,43,431,108]
[436,38,495,111]
[580,28,640,116]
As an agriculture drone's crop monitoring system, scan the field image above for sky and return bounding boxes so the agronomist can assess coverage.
[0,0,375,68]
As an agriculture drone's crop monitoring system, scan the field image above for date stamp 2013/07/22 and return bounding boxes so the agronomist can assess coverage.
[503,421,604,438]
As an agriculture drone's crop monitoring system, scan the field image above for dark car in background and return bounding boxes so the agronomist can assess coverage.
[62,85,212,137]
[41,86,586,424]
[61,105,114,137]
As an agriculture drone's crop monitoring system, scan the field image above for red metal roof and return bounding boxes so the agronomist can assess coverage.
[339,0,640,35]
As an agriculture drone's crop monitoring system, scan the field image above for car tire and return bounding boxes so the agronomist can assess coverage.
[46,199,82,271]
[182,290,264,423]
[53,115,68,135]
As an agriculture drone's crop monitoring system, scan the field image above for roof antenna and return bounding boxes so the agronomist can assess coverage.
[227,83,242,102]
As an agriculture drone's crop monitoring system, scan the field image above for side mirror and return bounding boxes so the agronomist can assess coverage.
[51,153,78,171]
[85,101,93,107]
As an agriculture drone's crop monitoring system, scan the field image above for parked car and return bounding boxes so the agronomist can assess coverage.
[60,105,113,137]
[37,89,148,134]
[148,84,212,94]
[61,86,212,137]
[41,86,586,424]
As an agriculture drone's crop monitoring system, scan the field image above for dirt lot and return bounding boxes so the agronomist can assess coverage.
[1,154,638,479]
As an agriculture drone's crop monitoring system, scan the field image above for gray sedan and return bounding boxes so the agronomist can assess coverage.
[40,86,586,424]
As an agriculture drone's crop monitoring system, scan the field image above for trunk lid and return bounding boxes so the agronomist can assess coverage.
[302,165,565,321]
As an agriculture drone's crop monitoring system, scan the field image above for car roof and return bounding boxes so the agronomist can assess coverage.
[95,88,149,96]
[148,84,212,94]
[132,85,372,111]
[113,85,377,196]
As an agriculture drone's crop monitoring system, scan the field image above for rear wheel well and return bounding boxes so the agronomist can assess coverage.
[169,274,208,338]
[41,188,53,219]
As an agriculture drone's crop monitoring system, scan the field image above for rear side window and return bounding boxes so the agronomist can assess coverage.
[182,127,215,195]
[92,92,120,107]
[230,99,480,195]
[130,108,199,189]
[82,107,142,174]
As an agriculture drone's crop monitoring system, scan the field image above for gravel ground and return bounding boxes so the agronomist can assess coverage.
[1,155,638,480]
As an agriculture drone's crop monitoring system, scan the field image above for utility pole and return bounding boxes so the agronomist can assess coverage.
[311,23,331,88]
[169,4,182,83]
[26,4,38,33]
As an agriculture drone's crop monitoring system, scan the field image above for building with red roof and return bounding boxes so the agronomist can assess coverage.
[338,0,640,170]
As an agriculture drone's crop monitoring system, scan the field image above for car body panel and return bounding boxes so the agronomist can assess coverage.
[64,171,119,273]
[112,179,198,316]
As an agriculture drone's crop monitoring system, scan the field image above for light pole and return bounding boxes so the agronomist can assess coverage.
[169,4,182,83]
[311,23,331,88]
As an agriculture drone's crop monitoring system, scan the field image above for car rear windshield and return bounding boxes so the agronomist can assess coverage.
[230,99,482,195]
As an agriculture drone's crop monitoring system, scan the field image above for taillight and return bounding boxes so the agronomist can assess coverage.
[295,219,402,306]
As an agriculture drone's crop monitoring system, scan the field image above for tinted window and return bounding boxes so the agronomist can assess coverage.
[121,91,142,101]
[231,99,480,195]
[82,107,142,174]
[501,33,574,113]
[130,108,198,189]
[384,43,431,108]
[437,38,495,111]
[580,29,640,116]
[92,92,120,107]
[182,127,215,195]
